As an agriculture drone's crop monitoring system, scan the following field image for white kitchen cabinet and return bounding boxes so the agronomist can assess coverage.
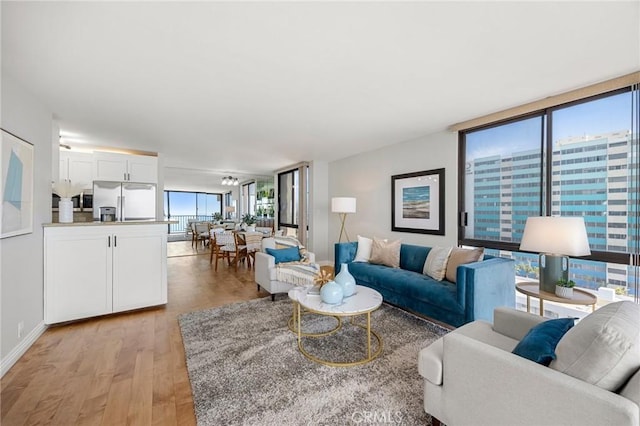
[44,224,167,324]
[59,151,94,189]
[93,152,157,183]
[112,229,166,311]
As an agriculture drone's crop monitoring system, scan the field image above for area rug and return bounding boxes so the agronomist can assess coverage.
[179,297,450,426]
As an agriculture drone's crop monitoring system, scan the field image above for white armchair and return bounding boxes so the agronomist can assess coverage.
[254,237,316,301]
[418,304,640,426]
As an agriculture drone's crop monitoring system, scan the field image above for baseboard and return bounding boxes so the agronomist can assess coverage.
[1,321,47,378]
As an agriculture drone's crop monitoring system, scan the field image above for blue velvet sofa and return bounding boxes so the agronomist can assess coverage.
[334,242,515,327]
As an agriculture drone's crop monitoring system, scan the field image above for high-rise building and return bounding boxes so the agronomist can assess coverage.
[470,130,637,296]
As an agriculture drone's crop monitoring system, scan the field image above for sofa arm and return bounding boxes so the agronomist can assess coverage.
[457,257,515,323]
[442,333,639,426]
[255,252,275,287]
[492,307,547,341]
[334,242,357,272]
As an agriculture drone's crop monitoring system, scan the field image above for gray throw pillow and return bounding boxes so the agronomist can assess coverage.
[550,301,640,391]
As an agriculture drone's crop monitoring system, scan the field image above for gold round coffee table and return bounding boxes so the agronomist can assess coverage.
[516,282,597,316]
[289,285,383,367]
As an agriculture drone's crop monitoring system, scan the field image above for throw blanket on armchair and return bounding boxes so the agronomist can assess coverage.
[275,262,320,286]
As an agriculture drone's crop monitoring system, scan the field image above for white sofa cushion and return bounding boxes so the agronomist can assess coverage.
[550,301,640,391]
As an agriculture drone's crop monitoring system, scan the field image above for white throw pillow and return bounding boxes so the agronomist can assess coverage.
[550,301,640,391]
[354,235,373,262]
[423,246,452,281]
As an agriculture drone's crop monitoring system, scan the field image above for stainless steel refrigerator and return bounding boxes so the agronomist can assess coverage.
[93,181,157,221]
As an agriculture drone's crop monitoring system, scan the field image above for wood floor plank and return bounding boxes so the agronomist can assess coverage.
[1,241,263,425]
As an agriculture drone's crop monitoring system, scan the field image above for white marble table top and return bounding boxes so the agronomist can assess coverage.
[289,285,383,316]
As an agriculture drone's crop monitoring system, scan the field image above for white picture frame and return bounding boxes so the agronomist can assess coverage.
[1,129,34,239]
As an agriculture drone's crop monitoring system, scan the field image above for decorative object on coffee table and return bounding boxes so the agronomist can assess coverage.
[519,216,591,293]
[320,280,343,304]
[334,263,356,297]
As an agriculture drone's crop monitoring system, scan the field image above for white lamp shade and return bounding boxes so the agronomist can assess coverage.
[331,197,356,214]
[225,206,235,213]
[520,216,591,256]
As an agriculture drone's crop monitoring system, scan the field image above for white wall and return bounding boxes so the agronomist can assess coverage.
[309,160,329,262]
[327,130,459,261]
[1,72,53,373]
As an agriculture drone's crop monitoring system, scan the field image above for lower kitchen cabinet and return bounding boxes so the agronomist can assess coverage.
[44,224,168,324]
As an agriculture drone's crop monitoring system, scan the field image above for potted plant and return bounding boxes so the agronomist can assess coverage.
[241,213,257,231]
[212,212,223,223]
[555,278,576,299]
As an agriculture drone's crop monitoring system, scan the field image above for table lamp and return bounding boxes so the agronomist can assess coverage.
[225,205,235,220]
[331,197,356,243]
[519,216,591,293]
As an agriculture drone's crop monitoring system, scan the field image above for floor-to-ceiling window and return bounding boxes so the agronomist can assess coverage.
[164,190,222,233]
[278,168,299,237]
[241,181,256,217]
[277,164,309,244]
[459,85,639,308]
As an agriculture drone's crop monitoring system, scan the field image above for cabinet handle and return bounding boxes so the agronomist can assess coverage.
[108,236,111,247]
[114,235,117,247]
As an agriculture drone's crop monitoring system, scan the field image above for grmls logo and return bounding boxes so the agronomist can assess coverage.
[352,410,404,424]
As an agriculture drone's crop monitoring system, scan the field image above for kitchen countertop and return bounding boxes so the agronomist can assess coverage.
[43,220,177,227]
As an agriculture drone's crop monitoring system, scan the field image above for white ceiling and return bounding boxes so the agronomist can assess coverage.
[2,1,639,193]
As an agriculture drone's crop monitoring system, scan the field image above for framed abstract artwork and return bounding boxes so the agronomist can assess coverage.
[1,129,34,239]
[391,168,445,235]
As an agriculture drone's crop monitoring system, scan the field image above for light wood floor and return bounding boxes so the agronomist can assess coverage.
[1,241,265,425]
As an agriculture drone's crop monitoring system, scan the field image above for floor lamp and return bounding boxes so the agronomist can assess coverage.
[331,197,356,243]
[519,216,591,293]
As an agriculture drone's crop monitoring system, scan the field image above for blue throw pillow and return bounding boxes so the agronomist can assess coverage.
[265,246,301,264]
[512,318,575,366]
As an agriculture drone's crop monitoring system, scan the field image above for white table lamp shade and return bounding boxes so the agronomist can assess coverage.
[519,216,591,256]
[331,197,356,214]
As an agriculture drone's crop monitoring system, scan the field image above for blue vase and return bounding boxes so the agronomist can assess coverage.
[334,263,356,297]
[320,280,343,304]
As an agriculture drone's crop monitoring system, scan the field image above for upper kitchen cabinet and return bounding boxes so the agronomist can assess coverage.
[94,152,158,183]
[59,151,94,189]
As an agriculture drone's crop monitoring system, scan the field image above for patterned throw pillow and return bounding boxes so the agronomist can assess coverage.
[369,237,401,268]
[423,246,453,281]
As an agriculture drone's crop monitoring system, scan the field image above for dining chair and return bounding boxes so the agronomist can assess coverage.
[218,232,248,271]
[194,222,210,250]
[244,232,263,266]
[234,232,251,270]
[209,232,227,271]
[213,231,236,269]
